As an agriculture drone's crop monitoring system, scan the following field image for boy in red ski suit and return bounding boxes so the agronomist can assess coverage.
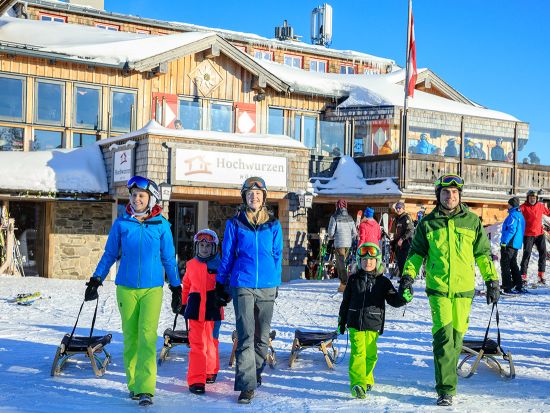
[181,229,225,395]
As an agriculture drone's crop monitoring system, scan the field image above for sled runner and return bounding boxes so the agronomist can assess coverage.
[288,329,338,369]
[158,313,190,365]
[458,303,515,379]
[50,299,112,377]
[229,329,276,368]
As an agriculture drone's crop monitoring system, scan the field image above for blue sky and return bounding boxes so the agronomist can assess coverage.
[106,0,550,164]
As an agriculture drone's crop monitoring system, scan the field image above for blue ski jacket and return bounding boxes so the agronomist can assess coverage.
[500,207,525,250]
[93,210,180,288]
[217,209,283,289]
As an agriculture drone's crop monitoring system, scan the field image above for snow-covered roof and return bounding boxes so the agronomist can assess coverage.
[312,155,402,196]
[0,144,108,193]
[256,60,520,122]
[98,120,308,150]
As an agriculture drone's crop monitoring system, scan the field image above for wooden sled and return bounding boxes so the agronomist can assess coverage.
[158,313,190,365]
[229,330,276,368]
[288,330,338,369]
[51,299,112,377]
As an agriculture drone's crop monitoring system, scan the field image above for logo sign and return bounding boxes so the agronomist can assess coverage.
[175,148,287,189]
[113,149,133,183]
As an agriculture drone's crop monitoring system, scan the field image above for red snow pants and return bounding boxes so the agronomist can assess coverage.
[187,319,219,385]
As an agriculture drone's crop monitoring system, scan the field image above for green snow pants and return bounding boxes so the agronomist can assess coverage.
[348,328,380,393]
[116,285,163,396]
[429,295,472,396]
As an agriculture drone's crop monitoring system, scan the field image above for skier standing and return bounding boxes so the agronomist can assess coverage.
[85,176,181,406]
[358,207,381,247]
[500,197,526,293]
[216,176,283,404]
[399,174,499,406]
[328,199,357,292]
[391,202,414,279]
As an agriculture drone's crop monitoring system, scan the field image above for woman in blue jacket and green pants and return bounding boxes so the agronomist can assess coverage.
[216,176,283,404]
[84,176,182,406]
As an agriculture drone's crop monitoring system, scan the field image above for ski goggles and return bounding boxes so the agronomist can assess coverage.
[435,174,464,189]
[243,177,266,190]
[194,232,216,243]
[128,176,151,191]
[357,244,380,259]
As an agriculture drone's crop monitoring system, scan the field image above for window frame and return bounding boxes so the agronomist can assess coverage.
[135,28,150,34]
[34,78,65,126]
[339,64,358,74]
[95,22,120,31]
[32,128,64,151]
[208,99,234,133]
[283,54,303,69]
[110,88,137,133]
[0,123,25,151]
[39,13,67,23]
[72,131,99,148]
[267,106,286,135]
[73,83,102,130]
[177,96,204,131]
[0,73,26,123]
[254,49,274,61]
[309,58,328,73]
[292,111,320,150]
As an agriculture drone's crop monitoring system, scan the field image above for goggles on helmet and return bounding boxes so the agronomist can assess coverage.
[243,177,267,191]
[195,232,215,243]
[128,176,150,191]
[357,244,380,259]
[435,174,464,189]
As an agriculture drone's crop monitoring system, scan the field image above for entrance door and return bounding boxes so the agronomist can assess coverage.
[8,201,46,276]
[170,202,198,271]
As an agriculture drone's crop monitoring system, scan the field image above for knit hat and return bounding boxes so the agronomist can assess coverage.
[364,207,375,218]
[336,199,347,209]
[395,201,405,211]
[508,197,520,209]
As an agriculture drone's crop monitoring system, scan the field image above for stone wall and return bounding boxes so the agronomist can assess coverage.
[50,201,112,279]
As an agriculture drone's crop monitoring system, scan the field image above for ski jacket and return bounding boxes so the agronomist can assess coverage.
[491,146,506,162]
[358,218,381,246]
[403,204,498,298]
[94,209,180,288]
[339,269,406,334]
[217,209,283,289]
[520,201,550,237]
[415,140,435,155]
[393,213,414,245]
[328,209,357,248]
[500,207,525,249]
[182,256,223,321]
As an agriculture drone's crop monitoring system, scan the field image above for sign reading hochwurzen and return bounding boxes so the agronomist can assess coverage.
[113,148,133,183]
[174,148,287,188]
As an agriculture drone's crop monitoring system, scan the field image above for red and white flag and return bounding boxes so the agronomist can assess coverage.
[407,4,417,97]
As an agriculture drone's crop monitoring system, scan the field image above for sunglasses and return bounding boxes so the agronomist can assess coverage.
[357,244,380,258]
[437,174,464,188]
[243,177,266,190]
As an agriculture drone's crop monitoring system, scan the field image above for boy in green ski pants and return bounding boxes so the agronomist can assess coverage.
[338,242,411,398]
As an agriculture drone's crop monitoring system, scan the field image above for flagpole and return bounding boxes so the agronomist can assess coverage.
[400,0,412,189]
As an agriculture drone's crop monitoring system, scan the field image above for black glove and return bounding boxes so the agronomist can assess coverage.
[215,282,232,307]
[178,304,187,316]
[337,317,346,335]
[169,285,183,314]
[84,277,101,301]
[485,280,500,305]
[398,275,414,297]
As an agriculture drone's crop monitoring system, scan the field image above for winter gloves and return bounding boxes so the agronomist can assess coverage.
[485,280,500,305]
[337,316,346,335]
[84,276,101,301]
[169,285,183,314]
[215,282,232,307]
[398,275,414,302]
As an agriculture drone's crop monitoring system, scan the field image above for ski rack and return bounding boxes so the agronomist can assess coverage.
[288,329,338,369]
[158,313,190,365]
[229,329,276,368]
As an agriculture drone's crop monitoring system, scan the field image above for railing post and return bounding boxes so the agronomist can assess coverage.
[398,109,407,189]
[512,122,518,195]
[459,116,465,177]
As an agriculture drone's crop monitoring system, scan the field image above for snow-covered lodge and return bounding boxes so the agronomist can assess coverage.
[0,0,547,280]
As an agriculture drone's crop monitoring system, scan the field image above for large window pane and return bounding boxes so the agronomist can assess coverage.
[73,132,97,148]
[0,127,24,151]
[320,120,345,156]
[75,86,100,129]
[210,102,232,132]
[268,108,284,135]
[111,91,135,132]
[303,115,317,148]
[409,127,461,158]
[463,132,513,162]
[36,81,63,124]
[33,130,62,150]
[179,99,202,130]
[0,77,24,121]
[293,115,301,141]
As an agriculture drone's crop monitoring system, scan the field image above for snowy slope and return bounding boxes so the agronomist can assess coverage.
[0,269,549,412]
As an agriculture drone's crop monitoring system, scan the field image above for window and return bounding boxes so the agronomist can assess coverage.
[73,132,98,148]
[268,108,285,135]
[340,65,356,74]
[33,130,63,151]
[0,126,24,151]
[95,23,119,31]
[293,113,318,149]
[111,90,136,132]
[409,127,461,158]
[74,85,100,129]
[35,80,64,125]
[364,68,377,75]
[210,102,233,132]
[178,98,202,130]
[293,115,301,141]
[320,120,345,156]
[0,75,25,122]
[284,54,302,69]
[309,59,327,73]
[136,29,150,34]
[254,50,273,61]
[39,13,67,23]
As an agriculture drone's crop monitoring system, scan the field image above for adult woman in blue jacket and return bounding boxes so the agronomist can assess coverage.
[216,176,283,404]
[84,176,181,406]
[500,196,526,293]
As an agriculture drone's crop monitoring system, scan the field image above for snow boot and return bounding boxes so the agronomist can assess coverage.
[514,286,529,294]
[206,374,217,384]
[138,393,153,406]
[436,394,453,406]
[128,391,139,400]
[352,385,366,399]
[538,272,546,285]
[189,383,206,394]
[521,274,527,287]
[238,390,255,404]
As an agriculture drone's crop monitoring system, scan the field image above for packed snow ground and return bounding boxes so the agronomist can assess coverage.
[0,269,549,412]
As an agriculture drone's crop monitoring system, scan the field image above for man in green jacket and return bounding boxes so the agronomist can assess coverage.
[398,174,500,407]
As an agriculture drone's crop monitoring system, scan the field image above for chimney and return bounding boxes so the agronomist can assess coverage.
[67,0,104,10]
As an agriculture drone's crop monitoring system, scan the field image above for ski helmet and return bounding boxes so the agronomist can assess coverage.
[241,176,267,204]
[127,175,161,210]
[193,229,219,256]
[434,174,464,203]
[526,189,538,201]
[356,242,383,273]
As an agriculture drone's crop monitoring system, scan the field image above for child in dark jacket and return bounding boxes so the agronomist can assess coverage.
[338,242,412,398]
[181,229,225,395]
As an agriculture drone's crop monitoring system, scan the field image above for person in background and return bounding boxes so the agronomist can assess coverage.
[464,138,476,159]
[358,207,381,247]
[474,142,486,160]
[378,139,393,155]
[528,152,540,165]
[174,119,183,129]
[519,189,550,286]
[391,202,414,279]
[328,199,358,292]
[444,138,458,157]
[491,138,506,162]
[415,133,435,155]
[85,176,181,407]
[500,197,526,294]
